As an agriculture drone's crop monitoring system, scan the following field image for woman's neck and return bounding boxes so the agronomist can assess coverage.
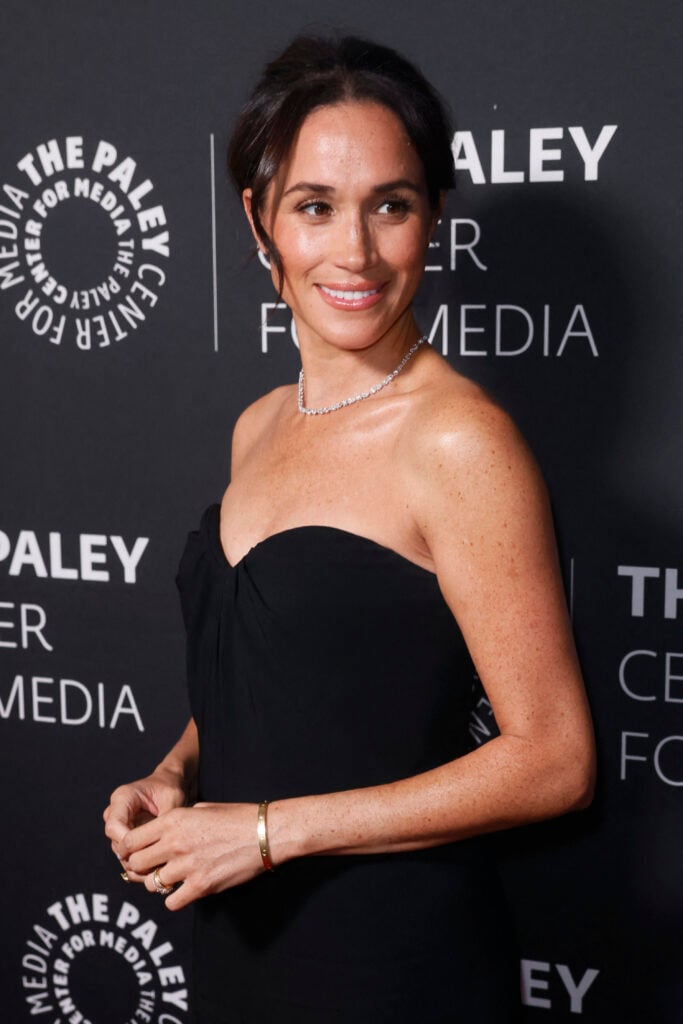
[296,315,424,412]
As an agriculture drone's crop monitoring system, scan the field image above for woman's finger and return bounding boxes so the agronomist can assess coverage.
[122,866,148,883]
[164,878,194,912]
[143,863,178,897]
[126,841,166,877]
[117,814,165,859]
[104,806,132,845]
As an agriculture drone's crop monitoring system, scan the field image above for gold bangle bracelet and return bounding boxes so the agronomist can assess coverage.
[257,800,275,872]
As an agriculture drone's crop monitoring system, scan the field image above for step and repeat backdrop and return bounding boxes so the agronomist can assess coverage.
[1,2,680,1021]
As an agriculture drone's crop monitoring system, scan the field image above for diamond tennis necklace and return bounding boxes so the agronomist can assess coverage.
[297,335,428,416]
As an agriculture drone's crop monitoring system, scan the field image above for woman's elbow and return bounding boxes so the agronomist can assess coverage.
[559,739,597,812]
[569,769,595,811]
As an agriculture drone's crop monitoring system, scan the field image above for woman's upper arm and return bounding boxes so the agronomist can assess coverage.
[411,397,595,795]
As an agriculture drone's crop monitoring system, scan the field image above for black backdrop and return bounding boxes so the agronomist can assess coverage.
[1,2,681,1021]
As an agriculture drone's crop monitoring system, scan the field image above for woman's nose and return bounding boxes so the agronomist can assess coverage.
[333,213,377,272]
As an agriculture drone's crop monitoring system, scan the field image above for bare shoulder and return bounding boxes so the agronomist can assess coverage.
[405,362,541,490]
[401,361,551,579]
[230,385,294,476]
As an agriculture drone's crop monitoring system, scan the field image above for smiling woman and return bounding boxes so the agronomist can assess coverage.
[240,100,438,386]
[104,34,596,1023]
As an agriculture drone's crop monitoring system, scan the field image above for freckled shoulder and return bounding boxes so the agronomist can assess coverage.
[399,366,548,558]
[402,366,526,473]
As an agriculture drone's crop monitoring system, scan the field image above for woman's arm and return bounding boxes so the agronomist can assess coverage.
[267,396,595,860]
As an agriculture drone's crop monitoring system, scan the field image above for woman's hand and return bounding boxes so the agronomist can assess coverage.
[116,802,265,910]
[103,765,188,861]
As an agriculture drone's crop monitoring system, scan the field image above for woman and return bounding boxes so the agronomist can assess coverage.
[105,35,596,1022]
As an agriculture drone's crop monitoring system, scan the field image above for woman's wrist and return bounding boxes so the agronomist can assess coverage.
[265,796,317,865]
[153,755,197,803]
[154,720,199,802]
[256,802,276,871]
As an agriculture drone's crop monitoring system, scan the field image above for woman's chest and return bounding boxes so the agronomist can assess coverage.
[220,424,422,568]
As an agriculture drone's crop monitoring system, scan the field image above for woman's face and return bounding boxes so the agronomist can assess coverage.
[245,101,439,354]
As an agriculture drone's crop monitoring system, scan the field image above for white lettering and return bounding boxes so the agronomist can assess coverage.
[91,141,118,175]
[496,305,534,356]
[49,533,78,580]
[491,129,524,183]
[32,677,56,723]
[109,685,144,731]
[0,602,52,650]
[620,651,683,705]
[666,653,683,703]
[459,305,487,356]
[451,131,486,184]
[452,125,617,184]
[80,535,109,582]
[162,989,188,1011]
[1,676,144,730]
[618,565,660,616]
[521,960,551,1009]
[65,136,84,169]
[620,731,683,785]
[141,230,170,257]
[529,128,564,182]
[131,920,158,950]
[9,531,48,577]
[654,735,683,786]
[60,680,93,726]
[260,302,288,353]
[427,304,448,356]
[150,941,173,966]
[555,964,600,1013]
[664,568,683,619]
[619,650,657,701]
[568,125,618,180]
[0,674,25,719]
[108,155,136,193]
[556,305,598,356]
[0,530,149,582]
[110,535,149,584]
[159,965,185,986]
[450,219,487,271]
[620,731,649,780]
[521,959,600,1012]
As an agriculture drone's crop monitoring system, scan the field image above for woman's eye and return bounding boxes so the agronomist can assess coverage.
[298,201,332,217]
[377,198,411,216]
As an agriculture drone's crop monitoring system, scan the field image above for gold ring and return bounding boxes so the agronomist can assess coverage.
[120,871,130,882]
[153,866,173,895]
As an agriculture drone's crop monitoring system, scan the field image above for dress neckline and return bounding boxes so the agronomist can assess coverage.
[207,503,438,579]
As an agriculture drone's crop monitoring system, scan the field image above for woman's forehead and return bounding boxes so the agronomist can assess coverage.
[278,101,422,189]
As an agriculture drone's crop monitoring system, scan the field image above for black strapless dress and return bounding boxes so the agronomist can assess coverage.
[176,503,521,1023]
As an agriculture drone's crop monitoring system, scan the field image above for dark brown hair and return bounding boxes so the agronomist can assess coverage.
[228,34,455,290]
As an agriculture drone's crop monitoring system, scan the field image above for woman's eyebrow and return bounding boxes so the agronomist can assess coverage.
[373,179,424,194]
[282,178,424,197]
[282,181,333,197]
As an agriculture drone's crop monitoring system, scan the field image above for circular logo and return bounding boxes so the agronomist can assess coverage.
[0,135,170,351]
[20,891,188,1022]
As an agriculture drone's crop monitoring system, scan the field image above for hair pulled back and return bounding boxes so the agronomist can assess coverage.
[228,35,455,286]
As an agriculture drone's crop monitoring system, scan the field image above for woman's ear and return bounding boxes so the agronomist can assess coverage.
[242,188,264,252]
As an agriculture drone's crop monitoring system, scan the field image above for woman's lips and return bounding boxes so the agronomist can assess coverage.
[316,282,386,310]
